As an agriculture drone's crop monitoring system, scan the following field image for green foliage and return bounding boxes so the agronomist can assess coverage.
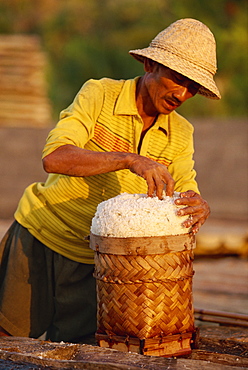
[0,0,247,119]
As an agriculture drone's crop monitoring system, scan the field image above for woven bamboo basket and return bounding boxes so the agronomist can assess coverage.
[90,232,196,356]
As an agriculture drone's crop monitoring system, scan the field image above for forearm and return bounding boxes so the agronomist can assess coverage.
[42,144,175,197]
[42,144,133,177]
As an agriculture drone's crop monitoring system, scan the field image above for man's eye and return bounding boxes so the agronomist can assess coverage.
[175,75,184,83]
[189,82,200,94]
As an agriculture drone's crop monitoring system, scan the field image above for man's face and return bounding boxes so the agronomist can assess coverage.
[144,61,200,115]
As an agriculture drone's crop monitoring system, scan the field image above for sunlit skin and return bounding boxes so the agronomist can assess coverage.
[43,59,210,234]
[136,59,200,126]
[135,59,210,233]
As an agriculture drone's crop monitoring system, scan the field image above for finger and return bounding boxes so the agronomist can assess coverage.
[192,215,207,233]
[177,205,200,216]
[154,177,165,199]
[175,196,200,207]
[182,214,195,228]
[160,173,174,197]
[180,190,197,198]
[146,174,156,197]
[165,178,174,197]
[191,222,200,235]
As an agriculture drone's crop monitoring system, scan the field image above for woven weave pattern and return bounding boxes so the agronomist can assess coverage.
[95,250,195,339]
[129,18,221,100]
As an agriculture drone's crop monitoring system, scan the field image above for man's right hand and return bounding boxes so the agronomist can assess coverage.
[128,154,175,198]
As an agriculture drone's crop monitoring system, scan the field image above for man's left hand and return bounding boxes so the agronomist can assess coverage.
[175,190,210,234]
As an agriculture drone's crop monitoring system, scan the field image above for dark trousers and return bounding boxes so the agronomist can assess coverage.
[0,221,97,342]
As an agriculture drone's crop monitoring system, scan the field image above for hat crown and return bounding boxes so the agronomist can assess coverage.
[129,18,221,99]
[150,18,217,75]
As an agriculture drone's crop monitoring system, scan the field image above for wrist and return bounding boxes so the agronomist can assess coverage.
[122,152,139,170]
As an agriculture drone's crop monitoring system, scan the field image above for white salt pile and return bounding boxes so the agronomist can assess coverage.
[90,192,190,237]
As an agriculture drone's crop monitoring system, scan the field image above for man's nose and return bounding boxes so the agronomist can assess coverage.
[172,86,191,103]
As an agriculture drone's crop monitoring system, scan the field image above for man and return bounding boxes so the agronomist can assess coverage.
[0,18,221,342]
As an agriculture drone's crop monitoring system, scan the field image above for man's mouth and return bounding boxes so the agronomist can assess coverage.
[165,99,179,110]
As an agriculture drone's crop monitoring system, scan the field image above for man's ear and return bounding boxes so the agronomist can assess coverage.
[144,58,157,72]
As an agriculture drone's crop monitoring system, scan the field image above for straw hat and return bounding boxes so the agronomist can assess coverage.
[129,18,221,99]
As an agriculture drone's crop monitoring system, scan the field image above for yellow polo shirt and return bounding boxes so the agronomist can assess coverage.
[15,77,199,263]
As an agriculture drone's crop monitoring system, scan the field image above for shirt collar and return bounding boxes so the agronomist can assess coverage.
[114,77,140,116]
[114,76,169,134]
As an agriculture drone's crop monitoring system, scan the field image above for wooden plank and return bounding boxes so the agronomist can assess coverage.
[195,308,248,322]
[0,334,247,369]
[193,257,248,315]
[199,325,248,352]
[0,35,41,49]
[0,35,52,128]
[189,350,248,368]
[189,325,248,367]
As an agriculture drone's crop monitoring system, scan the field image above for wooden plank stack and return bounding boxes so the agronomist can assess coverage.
[0,34,52,127]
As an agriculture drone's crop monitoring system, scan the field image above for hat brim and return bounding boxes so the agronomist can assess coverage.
[129,48,221,100]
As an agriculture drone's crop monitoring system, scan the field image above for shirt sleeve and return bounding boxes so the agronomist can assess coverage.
[42,79,104,158]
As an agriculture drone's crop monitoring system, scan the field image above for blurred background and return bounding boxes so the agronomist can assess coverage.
[0,0,247,256]
[0,0,247,118]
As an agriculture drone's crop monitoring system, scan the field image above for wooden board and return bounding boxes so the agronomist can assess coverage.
[193,257,248,315]
[0,326,248,369]
[0,35,52,127]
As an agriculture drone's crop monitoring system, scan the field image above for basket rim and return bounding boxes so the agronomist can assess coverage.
[90,232,195,255]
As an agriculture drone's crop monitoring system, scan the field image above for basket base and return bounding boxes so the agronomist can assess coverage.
[96,330,197,357]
